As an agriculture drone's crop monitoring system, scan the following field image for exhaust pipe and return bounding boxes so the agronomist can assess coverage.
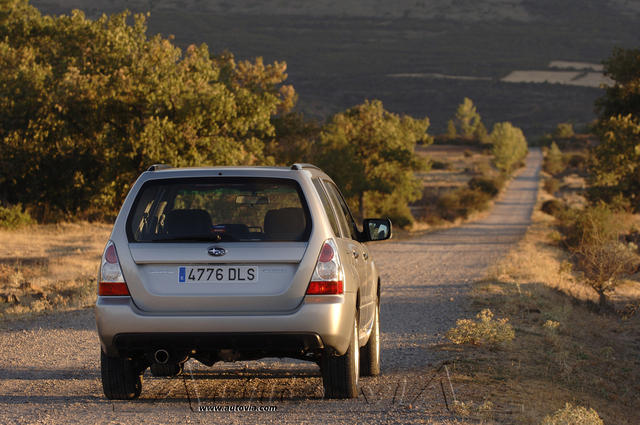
[154,349,170,364]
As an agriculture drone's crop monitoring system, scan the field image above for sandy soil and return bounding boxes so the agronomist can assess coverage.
[0,150,541,424]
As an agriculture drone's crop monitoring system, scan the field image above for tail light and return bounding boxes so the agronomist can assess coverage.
[98,240,130,296]
[306,239,344,295]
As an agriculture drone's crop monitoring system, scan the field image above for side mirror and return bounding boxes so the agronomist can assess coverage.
[362,218,392,242]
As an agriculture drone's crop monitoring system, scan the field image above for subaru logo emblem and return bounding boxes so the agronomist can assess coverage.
[208,247,226,257]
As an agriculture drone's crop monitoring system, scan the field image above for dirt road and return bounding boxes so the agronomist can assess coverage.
[0,150,541,424]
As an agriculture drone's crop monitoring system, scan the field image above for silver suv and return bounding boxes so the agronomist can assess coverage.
[95,163,391,400]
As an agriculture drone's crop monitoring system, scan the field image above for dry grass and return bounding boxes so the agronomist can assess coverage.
[438,200,640,423]
[0,222,111,318]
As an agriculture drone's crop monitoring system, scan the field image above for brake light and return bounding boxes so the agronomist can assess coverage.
[306,239,343,295]
[98,241,130,296]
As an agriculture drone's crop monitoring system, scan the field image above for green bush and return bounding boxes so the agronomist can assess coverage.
[543,178,560,195]
[554,122,575,139]
[490,122,528,173]
[559,204,639,309]
[540,199,565,217]
[437,187,491,221]
[544,142,566,175]
[0,204,35,229]
[540,403,603,425]
[430,159,451,170]
[446,309,515,346]
[364,191,415,228]
[559,204,621,249]
[468,175,504,197]
[567,153,587,170]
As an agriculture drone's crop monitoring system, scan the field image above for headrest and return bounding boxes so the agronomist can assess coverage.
[264,208,306,241]
[164,209,212,237]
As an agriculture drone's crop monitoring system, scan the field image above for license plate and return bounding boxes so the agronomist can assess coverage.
[178,266,258,283]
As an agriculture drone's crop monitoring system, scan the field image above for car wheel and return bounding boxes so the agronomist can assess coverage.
[101,350,143,400]
[360,301,380,376]
[321,314,359,399]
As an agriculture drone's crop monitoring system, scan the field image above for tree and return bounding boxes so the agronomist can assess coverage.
[446,119,457,139]
[589,47,640,210]
[589,114,640,209]
[473,121,490,144]
[554,122,574,139]
[0,1,295,220]
[545,141,565,175]
[562,204,639,310]
[454,97,482,139]
[317,100,430,225]
[596,47,640,119]
[267,112,320,165]
[489,122,528,173]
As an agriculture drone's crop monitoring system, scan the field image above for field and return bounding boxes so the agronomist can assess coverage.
[439,195,640,424]
[31,0,640,138]
[0,222,111,317]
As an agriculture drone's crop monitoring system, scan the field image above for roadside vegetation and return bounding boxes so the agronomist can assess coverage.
[0,1,532,319]
[441,46,640,423]
[0,1,527,229]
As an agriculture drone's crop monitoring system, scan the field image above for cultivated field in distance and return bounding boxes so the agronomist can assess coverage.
[32,0,640,137]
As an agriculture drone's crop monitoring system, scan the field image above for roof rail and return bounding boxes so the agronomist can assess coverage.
[147,164,172,172]
[290,163,320,171]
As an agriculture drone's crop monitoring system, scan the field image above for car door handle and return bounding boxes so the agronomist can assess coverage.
[352,249,359,259]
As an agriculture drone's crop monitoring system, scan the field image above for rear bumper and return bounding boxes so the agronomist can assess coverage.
[95,294,356,358]
[113,332,324,361]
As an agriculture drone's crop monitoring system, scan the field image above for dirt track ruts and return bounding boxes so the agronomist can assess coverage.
[0,149,541,424]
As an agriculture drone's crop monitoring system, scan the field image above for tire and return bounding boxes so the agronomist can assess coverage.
[321,315,359,399]
[360,301,380,376]
[101,351,143,400]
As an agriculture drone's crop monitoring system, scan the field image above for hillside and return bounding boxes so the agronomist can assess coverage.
[32,0,640,136]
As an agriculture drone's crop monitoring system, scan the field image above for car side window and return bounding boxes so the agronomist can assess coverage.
[324,181,359,241]
[312,178,341,237]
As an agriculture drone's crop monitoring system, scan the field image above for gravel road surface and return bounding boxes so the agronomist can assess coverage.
[0,150,541,424]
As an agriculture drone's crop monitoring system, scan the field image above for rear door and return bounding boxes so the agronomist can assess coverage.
[322,181,374,330]
[120,177,315,314]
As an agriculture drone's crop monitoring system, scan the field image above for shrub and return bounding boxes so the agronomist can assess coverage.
[540,403,603,425]
[559,204,640,310]
[560,204,621,249]
[0,204,35,229]
[543,178,560,195]
[554,122,575,139]
[540,199,565,217]
[446,309,515,346]
[567,153,587,169]
[468,175,504,197]
[437,188,490,221]
[430,159,451,170]
[544,142,566,175]
[364,191,415,228]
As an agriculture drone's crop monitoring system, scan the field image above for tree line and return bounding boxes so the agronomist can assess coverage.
[0,0,528,226]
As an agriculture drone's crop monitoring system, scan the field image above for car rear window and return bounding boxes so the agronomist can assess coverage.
[127,177,311,242]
